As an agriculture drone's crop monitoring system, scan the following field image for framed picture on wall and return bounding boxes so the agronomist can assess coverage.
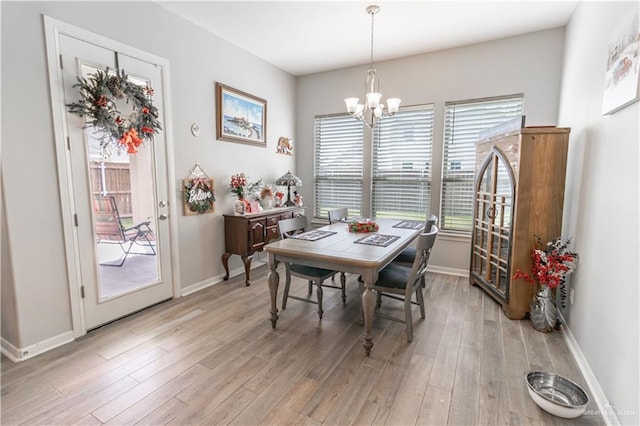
[602,10,640,115]
[215,83,267,146]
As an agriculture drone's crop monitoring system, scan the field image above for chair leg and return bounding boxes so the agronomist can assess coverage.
[404,293,414,342]
[417,284,426,319]
[101,240,134,267]
[308,281,313,295]
[340,272,346,305]
[282,268,292,310]
[315,282,324,319]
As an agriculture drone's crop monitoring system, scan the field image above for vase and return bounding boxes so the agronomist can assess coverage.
[234,197,248,215]
[529,286,557,332]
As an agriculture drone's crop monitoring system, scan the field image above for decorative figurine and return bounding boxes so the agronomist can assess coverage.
[274,191,284,207]
[293,191,303,207]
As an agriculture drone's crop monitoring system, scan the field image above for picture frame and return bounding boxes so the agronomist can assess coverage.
[602,9,640,115]
[215,83,267,146]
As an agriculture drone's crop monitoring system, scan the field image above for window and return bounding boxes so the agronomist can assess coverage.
[441,95,524,233]
[314,114,364,219]
[372,106,434,220]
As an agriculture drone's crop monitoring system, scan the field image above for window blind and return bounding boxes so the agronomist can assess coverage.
[372,106,434,221]
[441,95,523,233]
[314,115,364,219]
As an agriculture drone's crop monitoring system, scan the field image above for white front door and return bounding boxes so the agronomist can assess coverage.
[53,30,175,330]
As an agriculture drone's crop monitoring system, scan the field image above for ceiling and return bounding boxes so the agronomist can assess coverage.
[157,1,579,76]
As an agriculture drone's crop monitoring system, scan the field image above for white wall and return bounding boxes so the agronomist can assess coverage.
[295,28,566,273]
[1,1,296,348]
[558,2,639,424]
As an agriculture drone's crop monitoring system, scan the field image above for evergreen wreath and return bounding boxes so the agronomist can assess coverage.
[184,178,215,214]
[66,68,162,154]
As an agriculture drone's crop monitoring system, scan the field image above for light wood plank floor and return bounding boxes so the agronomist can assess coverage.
[1,267,605,425]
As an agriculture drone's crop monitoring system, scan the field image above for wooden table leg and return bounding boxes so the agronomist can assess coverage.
[241,255,253,286]
[221,252,231,280]
[361,279,377,357]
[267,253,280,328]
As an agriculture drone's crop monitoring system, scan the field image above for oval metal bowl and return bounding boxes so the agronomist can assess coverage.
[525,371,589,418]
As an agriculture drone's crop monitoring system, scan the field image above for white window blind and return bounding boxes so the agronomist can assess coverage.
[372,106,434,221]
[314,114,364,219]
[441,95,523,233]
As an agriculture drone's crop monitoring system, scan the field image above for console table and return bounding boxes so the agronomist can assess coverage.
[222,206,304,286]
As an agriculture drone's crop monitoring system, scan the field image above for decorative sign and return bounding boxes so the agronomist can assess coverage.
[183,163,215,215]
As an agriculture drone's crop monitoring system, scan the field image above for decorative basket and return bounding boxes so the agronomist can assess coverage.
[348,219,379,233]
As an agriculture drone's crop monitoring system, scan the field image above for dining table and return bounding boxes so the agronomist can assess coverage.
[264,218,424,356]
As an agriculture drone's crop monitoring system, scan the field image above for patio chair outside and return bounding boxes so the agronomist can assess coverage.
[92,195,156,267]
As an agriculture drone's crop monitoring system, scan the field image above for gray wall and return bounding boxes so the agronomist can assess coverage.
[1,1,296,348]
[295,28,566,273]
[558,2,639,424]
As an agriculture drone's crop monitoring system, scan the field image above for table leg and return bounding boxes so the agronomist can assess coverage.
[267,254,280,328]
[221,252,231,280]
[241,255,253,286]
[361,285,377,357]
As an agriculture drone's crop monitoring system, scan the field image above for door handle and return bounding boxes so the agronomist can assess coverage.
[158,213,168,221]
[159,201,167,208]
[486,207,495,219]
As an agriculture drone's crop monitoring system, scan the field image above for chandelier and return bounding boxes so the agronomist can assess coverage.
[344,5,401,128]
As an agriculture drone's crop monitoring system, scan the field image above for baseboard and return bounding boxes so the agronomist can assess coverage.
[181,275,221,297]
[180,256,270,297]
[558,312,620,425]
[427,264,468,277]
[1,331,75,363]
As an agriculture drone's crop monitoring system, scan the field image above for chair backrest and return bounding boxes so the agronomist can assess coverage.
[425,214,438,233]
[328,207,349,224]
[92,195,125,241]
[278,215,310,239]
[407,225,439,294]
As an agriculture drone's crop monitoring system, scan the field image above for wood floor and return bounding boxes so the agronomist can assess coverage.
[1,267,605,425]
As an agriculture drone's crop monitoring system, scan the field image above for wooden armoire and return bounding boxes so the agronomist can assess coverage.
[469,118,570,319]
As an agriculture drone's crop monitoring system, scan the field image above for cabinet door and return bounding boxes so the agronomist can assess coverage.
[248,219,266,252]
[471,147,515,300]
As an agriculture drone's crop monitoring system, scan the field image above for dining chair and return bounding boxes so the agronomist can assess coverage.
[327,208,349,288]
[372,225,438,342]
[278,216,346,319]
[392,214,438,267]
[328,207,349,224]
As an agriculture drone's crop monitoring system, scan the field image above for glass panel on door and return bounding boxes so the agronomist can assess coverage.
[82,64,160,299]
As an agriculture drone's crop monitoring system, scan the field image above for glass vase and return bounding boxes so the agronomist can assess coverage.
[530,286,557,332]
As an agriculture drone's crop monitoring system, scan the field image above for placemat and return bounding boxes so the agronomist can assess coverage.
[354,234,400,247]
[288,230,337,241]
[393,220,425,230]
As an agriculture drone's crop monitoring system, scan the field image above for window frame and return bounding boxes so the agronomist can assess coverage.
[440,94,524,234]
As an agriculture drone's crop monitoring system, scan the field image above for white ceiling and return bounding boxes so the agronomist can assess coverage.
[157,1,579,76]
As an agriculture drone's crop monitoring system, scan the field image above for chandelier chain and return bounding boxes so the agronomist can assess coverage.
[369,9,375,67]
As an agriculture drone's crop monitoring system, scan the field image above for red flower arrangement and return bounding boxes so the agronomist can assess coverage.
[348,219,379,233]
[513,236,578,290]
[229,173,247,198]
